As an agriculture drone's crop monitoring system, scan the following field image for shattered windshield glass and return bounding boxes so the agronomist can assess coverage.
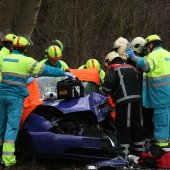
[36,77,63,95]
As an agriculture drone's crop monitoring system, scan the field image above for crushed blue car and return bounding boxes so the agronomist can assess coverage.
[16,77,128,168]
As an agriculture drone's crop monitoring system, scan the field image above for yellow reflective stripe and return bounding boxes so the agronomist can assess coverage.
[29,61,38,73]
[2,72,28,78]
[3,142,15,153]
[156,142,169,147]
[4,140,15,144]
[1,79,26,87]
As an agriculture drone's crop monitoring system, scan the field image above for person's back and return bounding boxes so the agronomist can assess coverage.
[101,51,145,158]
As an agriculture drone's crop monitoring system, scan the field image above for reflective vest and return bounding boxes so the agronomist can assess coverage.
[0,47,10,80]
[41,58,69,71]
[0,52,45,98]
[0,47,10,57]
[142,48,170,108]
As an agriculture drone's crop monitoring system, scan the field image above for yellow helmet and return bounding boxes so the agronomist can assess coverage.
[3,33,16,42]
[47,45,62,60]
[13,36,30,47]
[104,51,120,67]
[145,35,162,45]
[85,58,101,71]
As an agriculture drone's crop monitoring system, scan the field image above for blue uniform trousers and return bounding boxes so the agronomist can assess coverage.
[0,95,23,166]
[154,106,170,142]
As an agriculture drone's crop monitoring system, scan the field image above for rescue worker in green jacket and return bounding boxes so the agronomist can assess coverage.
[78,58,105,84]
[0,33,17,58]
[0,34,17,81]
[78,58,105,96]
[0,36,73,168]
[125,35,170,151]
[40,45,69,71]
[49,38,64,52]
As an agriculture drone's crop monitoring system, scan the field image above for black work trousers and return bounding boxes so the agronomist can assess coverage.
[115,101,145,144]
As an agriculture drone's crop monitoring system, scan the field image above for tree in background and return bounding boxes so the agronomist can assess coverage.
[0,0,42,38]
[0,0,169,68]
[31,0,170,68]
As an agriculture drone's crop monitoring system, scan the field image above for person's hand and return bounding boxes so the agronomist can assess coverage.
[64,72,74,79]
[125,47,135,59]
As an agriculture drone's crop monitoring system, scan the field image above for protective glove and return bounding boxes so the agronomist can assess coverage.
[64,72,74,79]
[125,47,135,59]
[27,77,34,84]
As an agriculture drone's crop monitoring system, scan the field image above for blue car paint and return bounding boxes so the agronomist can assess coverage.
[42,92,108,122]
[22,92,122,162]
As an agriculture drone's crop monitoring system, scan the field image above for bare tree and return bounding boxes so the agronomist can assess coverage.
[13,0,42,38]
[0,0,17,36]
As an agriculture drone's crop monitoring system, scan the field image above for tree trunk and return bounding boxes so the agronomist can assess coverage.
[0,0,17,34]
[13,0,42,38]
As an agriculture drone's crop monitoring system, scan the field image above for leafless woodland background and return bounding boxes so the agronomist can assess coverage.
[0,1,169,169]
[0,0,170,68]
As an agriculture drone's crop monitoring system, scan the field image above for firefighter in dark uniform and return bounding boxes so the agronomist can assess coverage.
[101,51,145,158]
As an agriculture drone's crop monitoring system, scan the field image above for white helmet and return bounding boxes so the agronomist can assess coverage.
[113,37,129,49]
[130,37,145,54]
[104,51,120,67]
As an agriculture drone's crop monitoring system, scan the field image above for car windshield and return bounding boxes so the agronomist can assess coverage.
[36,77,63,95]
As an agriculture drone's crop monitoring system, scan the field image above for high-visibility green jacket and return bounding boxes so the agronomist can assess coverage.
[40,58,69,71]
[136,47,170,108]
[0,47,11,80]
[0,47,10,58]
[0,50,65,98]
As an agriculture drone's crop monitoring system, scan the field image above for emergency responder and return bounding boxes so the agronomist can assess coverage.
[113,37,129,53]
[0,34,17,81]
[40,45,69,71]
[79,58,105,84]
[49,38,64,52]
[130,37,154,151]
[78,58,103,95]
[125,34,170,151]
[101,51,145,158]
[0,33,17,57]
[0,36,73,169]
[112,37,135,66]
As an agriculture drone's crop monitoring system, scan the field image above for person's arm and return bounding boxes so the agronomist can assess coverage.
[27,57,73,78]
[125,48,151,72]
[101,69,118,96]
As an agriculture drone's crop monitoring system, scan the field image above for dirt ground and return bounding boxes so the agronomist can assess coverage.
[6,159,87,170]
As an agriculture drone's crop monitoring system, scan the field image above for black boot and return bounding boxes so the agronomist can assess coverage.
[0,160,5,170]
